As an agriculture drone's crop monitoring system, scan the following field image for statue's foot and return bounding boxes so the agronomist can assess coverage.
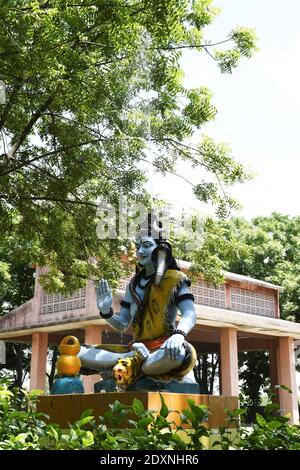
[113,352,144,391]
[130,342,150,360]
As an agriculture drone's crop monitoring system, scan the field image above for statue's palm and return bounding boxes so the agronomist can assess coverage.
[96,279,113,314]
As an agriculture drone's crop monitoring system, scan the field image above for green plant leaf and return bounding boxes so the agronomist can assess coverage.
[255,413,267,428]
[82,431,94,447]
[159,394,169,418]
[132,398,145,417]
[75,415,95,427]
[137,417,153,429]
[80,409,94,420]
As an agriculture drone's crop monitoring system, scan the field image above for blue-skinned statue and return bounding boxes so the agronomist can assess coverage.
[79,218,198,392]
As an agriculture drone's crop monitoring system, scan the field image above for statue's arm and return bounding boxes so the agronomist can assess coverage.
[106,286,133,332]
[175,282,197,335]
[162,281,196,360]
[96,279,133,332]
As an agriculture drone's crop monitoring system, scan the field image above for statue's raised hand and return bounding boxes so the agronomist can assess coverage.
[96,279,113,314]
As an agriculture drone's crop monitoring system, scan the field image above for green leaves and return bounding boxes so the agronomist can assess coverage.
[231,27,258,58]
[182,399,210,431]
[184,87,217,126]
[215,27,257,74]
[82,430,94,447]
[255,413,267,428]
[159,394,169,418]
[0,260,10,298]
[1,378,300,450]
[0,1,257,293]
[132,398,145,417]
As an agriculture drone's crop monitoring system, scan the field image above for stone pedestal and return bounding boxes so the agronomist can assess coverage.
[37,392,238,429]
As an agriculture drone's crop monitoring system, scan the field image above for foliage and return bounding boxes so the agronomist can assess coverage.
[0,343,31,388]
[0,238,35,387]
[219,213,300,322]
[172,215,248,285]
[0,378,48,449]
[0,0,257,292]
[0,239,35,315]
[1,378,299,450]
[238,351,270,407]
[216,388,300,450]
[0,260,10,299]
[173,213,300,403]
[194,353,219,394]
[215,214,300,404]
[0,378,211,450]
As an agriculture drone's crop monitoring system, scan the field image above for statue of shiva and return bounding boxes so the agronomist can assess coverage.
[78,217,198,391]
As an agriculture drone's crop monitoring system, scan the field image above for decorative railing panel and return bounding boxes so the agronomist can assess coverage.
[191,279,226,308]
[230,287,275,317]
[40,288,86,315]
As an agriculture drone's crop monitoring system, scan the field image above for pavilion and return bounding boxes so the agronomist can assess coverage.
[0,261,299,423]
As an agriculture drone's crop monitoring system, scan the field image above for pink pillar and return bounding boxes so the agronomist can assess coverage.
[278,336,299,424]
[225,284,231,309]
[30,266,43,323]
[83,325,103,393]
[220,328,239,396]
[30,332,48,391]
[268,339,280,404]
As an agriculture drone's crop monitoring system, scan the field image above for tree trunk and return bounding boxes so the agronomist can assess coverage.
[15,344,23,388]
[48,346,58,391]
[200,354,209,394]
[209,353,219,394]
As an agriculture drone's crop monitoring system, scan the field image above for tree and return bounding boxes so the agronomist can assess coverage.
[219,213,300,322]
[0,342,31,388]
[221,214,300,405]
[174,213,300,402]
[238,351,270,408]
[194,352,219,394]
[0,237,34,386]
[0,0,257,294]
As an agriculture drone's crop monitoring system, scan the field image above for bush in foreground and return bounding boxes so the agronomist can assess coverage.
[0,378,299,450]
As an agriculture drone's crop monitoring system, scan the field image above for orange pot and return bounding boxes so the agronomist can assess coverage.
[59,336,81,356]
[56,354,81,376]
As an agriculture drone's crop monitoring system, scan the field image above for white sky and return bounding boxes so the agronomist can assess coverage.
[145,0,300,220]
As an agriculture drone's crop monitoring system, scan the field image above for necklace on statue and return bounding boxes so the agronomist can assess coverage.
[138,272,154,289]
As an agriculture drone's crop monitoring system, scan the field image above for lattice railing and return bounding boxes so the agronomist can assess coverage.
[230,287,275,317]
[191,279,226,308]
[40,287,86,314]
[39,276,276,318]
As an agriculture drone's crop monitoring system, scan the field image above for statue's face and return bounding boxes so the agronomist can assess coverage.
[135,236,157,267]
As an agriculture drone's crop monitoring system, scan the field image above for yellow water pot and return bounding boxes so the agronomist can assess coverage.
[56,354,81,376]
[59,335,81,356]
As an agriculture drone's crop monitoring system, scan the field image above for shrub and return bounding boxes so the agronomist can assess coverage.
[1,378,299,450]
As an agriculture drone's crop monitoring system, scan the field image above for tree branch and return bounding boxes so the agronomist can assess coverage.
[151,38,233,52]
[0,193,97,207]
[139,156,195,187]
[0,96,53,166]
[0,137,105,178]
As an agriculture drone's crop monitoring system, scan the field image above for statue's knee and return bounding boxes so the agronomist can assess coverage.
[142,350,185,375]
[78,346,87,359]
